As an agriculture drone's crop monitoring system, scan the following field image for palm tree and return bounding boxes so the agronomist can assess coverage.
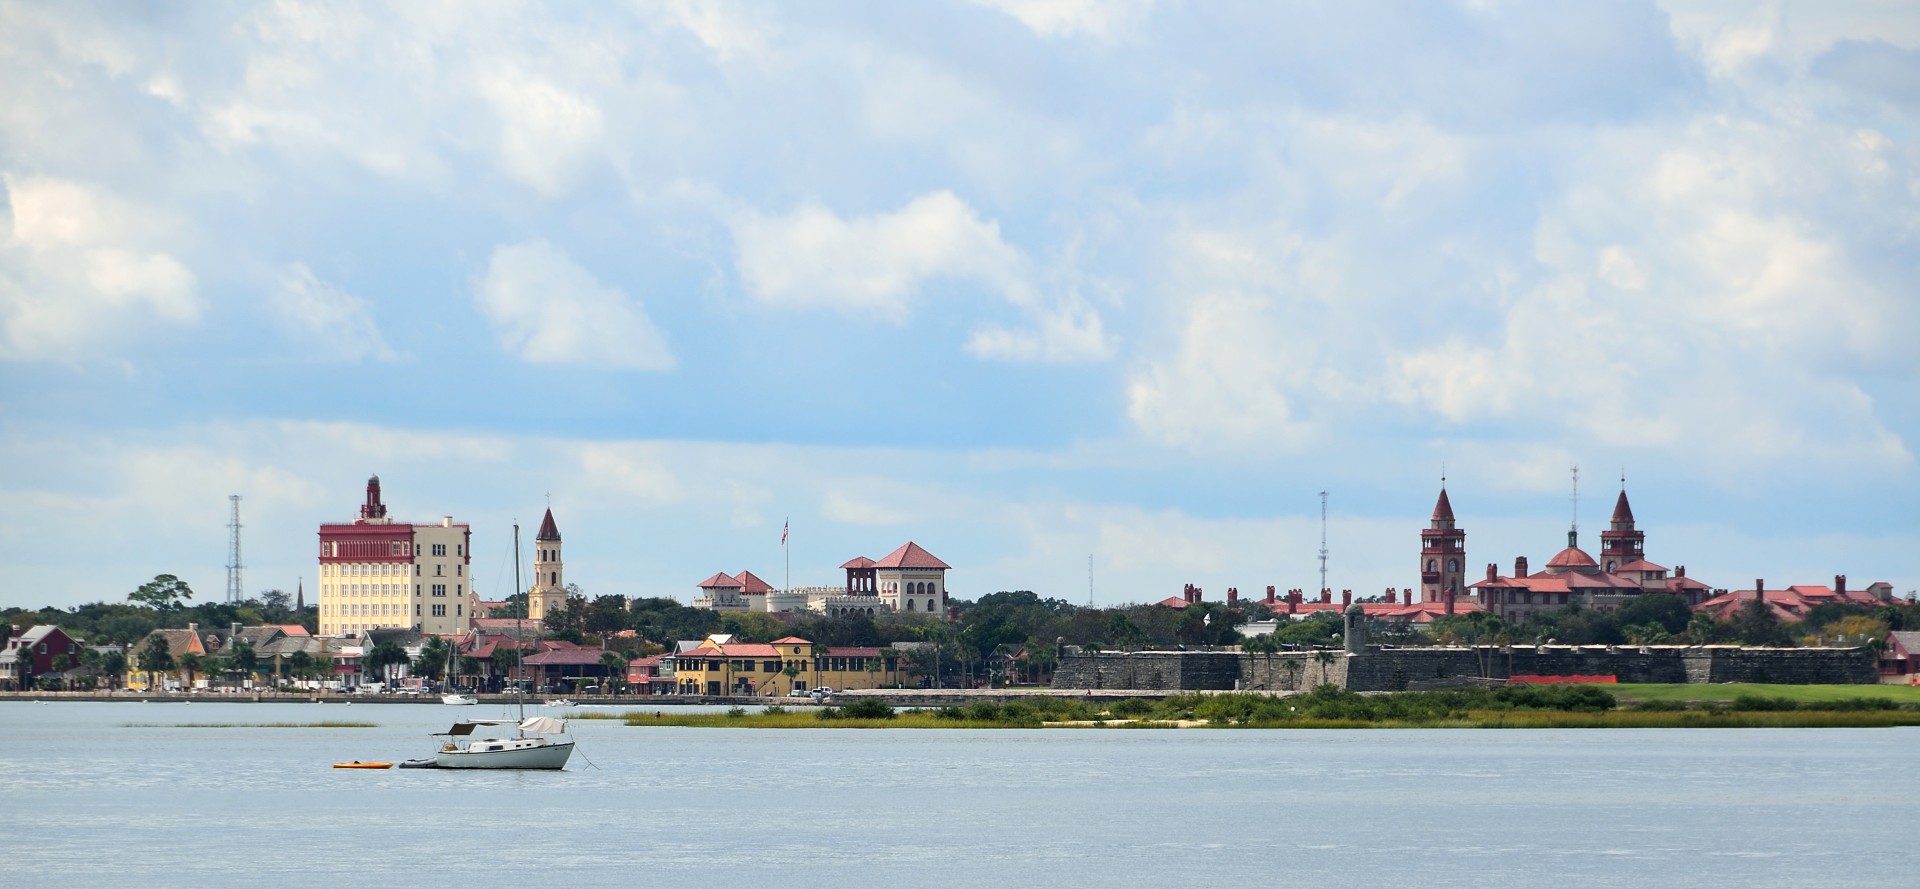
[101,650,127,691]
[1312,650,1335,687]
[179,652,204,691]
[137,636,174,689]
[598,650,629,694]
[1282,658,1304,691]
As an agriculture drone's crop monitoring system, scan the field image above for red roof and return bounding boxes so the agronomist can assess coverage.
[536,508,560,541]
[1615,559,1667,573]
[697,572,742,589]
[1156,596,1191,609]
[735,570,776,594]
[686,642,782,658]
[873,541,950,570]
[524,647,611,666]
[770,636,812,645]
[1610,490,1635,524]
[1432,488,1455,521]
[1545,546,1598,570]
[839,556,876,569]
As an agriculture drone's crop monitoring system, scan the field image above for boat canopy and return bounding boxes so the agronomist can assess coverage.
[519,716,566,734]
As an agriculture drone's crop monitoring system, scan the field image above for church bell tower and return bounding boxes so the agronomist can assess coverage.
[1420,483,1466,603]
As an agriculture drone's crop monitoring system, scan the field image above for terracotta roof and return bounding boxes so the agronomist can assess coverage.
[770,636,812,645]
[839,556,876,569]
[825,647,883,657]
[536,508,561,541]
[1610,490,1635,524]
[1432,488,1455,521]
[1156,596,1191,608]
[872,541,950,570]
[735,570,777,594]
[524,647,611,666]
[683,643,782,658]
[1545,546,1598,570]
[1615,559,1667,573]
[697,572,743,589]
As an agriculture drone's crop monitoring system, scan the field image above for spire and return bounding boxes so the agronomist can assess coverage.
[296,578,305,611]
[536,508,560,541]
[1610,489,1635,527]
[1432,487,1455,522]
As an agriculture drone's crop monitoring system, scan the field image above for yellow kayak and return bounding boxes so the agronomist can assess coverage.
[333,761,393,769]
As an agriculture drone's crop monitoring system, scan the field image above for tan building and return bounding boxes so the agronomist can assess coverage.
[527,509,567,623]
[670,635,903,696]
[317,476,477,637]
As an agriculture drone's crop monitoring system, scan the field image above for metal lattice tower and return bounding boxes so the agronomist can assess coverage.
[1318,490,1329,596]
[226,494,244,603]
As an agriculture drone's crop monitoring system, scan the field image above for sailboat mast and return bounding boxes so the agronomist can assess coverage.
[514,522,525,724]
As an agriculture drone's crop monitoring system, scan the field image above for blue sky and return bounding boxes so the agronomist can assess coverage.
[2,0,1915,612]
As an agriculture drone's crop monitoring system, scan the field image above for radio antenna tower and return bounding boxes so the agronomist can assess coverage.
[1318,490,1329,596]
[1570,466,1581,533]
[226,494,244,603]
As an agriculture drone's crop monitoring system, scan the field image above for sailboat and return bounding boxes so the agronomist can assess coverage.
[429,522,575,770]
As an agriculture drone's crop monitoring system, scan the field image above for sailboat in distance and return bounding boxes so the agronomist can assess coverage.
[431,521,575,770]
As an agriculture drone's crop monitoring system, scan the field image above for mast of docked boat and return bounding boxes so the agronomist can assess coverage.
[513,521,527,734]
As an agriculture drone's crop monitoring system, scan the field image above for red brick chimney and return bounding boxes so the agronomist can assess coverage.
[1228,587,1239,604]
[1341,589,1351,606]
[1386,588,1398,604]
[1515,556,1529,576]
[1754,579,1765,602]
[1320,589,1331,604]
[1835,574,1847,595]
[1487,563,1498,582]
[1265,585,1277,604]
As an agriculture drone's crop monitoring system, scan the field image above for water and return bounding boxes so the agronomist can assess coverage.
[4,701,1914,887]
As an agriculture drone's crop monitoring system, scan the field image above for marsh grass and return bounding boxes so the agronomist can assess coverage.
[123,722,377,728]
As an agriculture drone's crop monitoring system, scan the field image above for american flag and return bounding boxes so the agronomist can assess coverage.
[781,519,788,546]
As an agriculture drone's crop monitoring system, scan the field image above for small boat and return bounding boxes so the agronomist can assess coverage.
[396,758,441,769]
[543,699,576,708]
[442,693,479,706]
[432,717,574,770]
[333,761,393,769]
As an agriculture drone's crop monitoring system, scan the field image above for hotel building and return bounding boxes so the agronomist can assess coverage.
[316,476,475,637]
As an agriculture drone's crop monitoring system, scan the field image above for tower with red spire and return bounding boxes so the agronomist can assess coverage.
[1599,486,1645,574]
[528,508,566,623]
[1419,483,1466,604]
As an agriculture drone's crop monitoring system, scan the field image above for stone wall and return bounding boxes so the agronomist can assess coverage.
[1050,651,1242,691]
[1051,645,1877,692]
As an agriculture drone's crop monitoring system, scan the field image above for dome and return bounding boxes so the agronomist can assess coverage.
[1544,546,1599,574]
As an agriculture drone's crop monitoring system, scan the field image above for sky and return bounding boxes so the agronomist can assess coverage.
[1,0,1916,614]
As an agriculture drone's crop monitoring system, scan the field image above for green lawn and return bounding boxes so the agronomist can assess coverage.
[1605,683,1920,704]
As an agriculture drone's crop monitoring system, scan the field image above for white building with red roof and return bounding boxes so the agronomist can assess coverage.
[316,475,476,638]
[691,541,953,620]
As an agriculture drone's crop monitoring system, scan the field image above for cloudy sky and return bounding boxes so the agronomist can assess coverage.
[2,0,1915,613]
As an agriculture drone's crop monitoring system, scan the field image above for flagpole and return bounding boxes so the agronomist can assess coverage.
[783,518,790,599]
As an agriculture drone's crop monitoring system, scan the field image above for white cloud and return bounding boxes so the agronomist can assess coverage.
[968,0,1154,41]
[1126,291,1324,453]
[271,263,399,362]
[0,176,201,362]
[731,190,1025,321]
[478,72,607,196]
[474,239,676,370]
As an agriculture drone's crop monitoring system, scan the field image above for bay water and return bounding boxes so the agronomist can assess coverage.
[4,700,1913,888]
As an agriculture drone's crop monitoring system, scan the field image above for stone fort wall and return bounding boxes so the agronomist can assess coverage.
[1051,645,1876,692]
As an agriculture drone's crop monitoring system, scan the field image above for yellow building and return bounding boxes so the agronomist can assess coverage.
[672,635,902,696]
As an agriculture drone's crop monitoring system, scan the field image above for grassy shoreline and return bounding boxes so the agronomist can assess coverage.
[606,685,1920,730]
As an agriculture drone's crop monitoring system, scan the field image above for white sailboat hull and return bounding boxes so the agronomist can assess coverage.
[435,737,574,770]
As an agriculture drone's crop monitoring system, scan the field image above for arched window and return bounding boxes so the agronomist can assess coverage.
[1426,559,1437,572]
[1447,559,1458,573]
[906,599,916,612]
[1606,561,1617,573]
[926,599,935,613]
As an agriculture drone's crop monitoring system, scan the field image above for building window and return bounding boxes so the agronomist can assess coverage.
[432,604,446,617]
[433,584,447,597]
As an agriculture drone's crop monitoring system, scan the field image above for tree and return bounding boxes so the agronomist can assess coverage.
[1728,598,1792,647]
[414,636,453,683]
[179,652,203,690]
[229,641,257,685]
[138,641,175,687]
[1616,594,1692,637]
[129,574,195,611]
[1313,650,1336,687]
[101,649,127,690]
[1685,611,1721,644]
[598,650,630,694]
[362,641,409,687]
[1281,658,1305,691]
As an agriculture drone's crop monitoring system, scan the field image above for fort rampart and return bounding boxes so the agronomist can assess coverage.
[1051,645,1877,692]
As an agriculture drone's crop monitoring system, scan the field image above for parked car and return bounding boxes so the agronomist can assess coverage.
[787,688,812,697]
[810,687,835,696]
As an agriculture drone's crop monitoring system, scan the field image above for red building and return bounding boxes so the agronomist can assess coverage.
[2,625,85,689]
[1468,488,1713,624]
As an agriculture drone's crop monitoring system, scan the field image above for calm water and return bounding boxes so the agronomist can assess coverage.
[3,701,1915,888]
